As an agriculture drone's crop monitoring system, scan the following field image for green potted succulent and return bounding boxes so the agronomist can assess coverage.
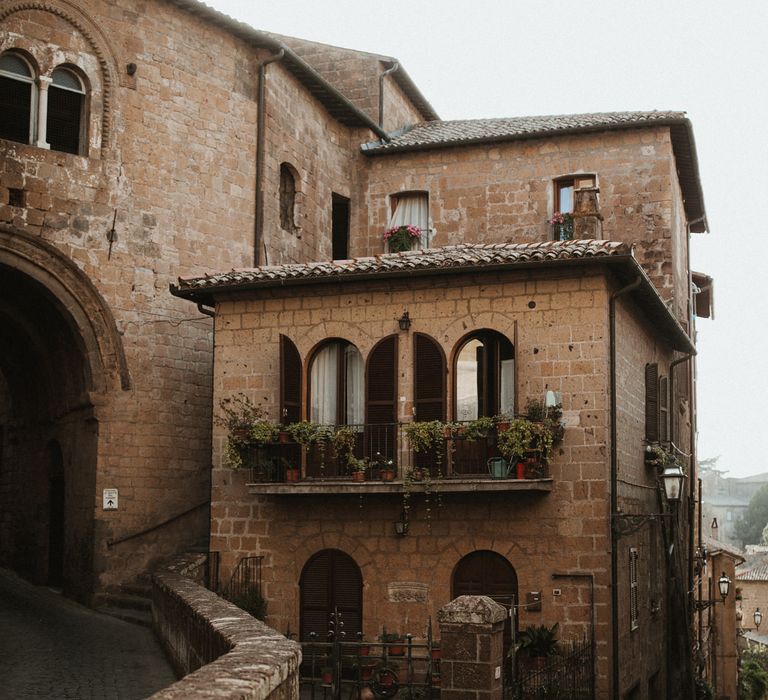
[517,623,559,663]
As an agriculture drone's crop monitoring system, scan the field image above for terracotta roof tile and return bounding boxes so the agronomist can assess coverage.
[174,240,630,293]
[362,111,686,153]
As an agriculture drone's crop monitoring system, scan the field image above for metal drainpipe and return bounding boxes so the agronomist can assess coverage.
[197,303,215,318]
[254,49,285,267]
[378,62,399,129]
[609,275,642,697]
[669,351,695,616]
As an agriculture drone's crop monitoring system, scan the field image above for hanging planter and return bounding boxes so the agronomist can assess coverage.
[384,224,422,253]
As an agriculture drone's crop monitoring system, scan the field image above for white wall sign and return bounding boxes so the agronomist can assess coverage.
[103,488,118,510]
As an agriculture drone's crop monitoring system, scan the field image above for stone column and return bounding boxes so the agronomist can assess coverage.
[438,595,507,700]
[35,75,52,149]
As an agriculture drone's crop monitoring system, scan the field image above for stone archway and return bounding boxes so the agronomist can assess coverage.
[0,227,127,600]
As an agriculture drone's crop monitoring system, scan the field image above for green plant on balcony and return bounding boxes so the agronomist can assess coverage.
[333,425,358,467]
[463,415,495,442]
[644,443,679,470]
[549,211,574,241]
[215,393,268,469]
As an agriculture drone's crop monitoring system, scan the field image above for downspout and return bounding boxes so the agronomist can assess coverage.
[254,49,285,267]
[610,275,642,698]
[378,62,399,129]
[669,352,695,613]
[197,303,215,318]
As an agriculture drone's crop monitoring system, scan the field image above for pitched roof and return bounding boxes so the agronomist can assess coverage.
[362,111,707,232]
[738,563,768,582]
[704,536,745,562]
[263,32,438,122]
[170,240,694,353]
[165,0,387,136]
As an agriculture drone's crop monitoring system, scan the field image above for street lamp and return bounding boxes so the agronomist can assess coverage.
[661,462,685,502]
[718,572,731,600]
[755,608,763,631]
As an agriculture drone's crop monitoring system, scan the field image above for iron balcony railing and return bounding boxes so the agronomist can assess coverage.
[246,421,551,483]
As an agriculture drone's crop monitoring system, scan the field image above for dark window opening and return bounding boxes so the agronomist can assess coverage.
[279,163,297,232]
[48,75,84,155]
[332,193,350,260]
[0,74,32,145]
[8,188,25,208]
[414,333,446,422]
[280,335,302,425]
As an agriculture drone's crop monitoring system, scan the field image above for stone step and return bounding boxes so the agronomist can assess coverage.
[120,581,153,598]
[95,591,152,612]
[96,604,154,628]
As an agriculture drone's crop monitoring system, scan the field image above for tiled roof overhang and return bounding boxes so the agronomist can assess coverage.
[361,112,707,232]
[171,241,695,353]
[165,0,388,137]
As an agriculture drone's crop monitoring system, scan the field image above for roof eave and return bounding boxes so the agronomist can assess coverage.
[170,253,694,353]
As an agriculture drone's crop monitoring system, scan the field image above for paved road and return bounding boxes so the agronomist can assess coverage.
[0,568,177,699]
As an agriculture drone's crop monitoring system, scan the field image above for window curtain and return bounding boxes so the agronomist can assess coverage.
[500,359,515,415]
[456,340,482,421]
[345,346,364,426]
[388,194,429,248]
[311,344,339,425]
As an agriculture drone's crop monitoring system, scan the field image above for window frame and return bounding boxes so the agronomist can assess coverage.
[307,338,364,427]
[388,190,430,250]
[48,65,87,155]
[0,50,38,146]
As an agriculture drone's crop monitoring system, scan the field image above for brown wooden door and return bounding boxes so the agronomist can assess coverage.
[452,550,517,652]
[300,549,362,642]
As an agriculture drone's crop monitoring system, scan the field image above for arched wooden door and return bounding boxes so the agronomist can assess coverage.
[452,550,518,652]
[300,549,362,641]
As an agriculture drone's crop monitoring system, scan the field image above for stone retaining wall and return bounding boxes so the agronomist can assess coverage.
[149,554,300,700]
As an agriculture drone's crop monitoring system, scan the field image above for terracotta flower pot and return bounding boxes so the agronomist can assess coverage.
[381,468,396,482]
[285,468,300,482]
[278,431,290,444]
[352,470,365,482]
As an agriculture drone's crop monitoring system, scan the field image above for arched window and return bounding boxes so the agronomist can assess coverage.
[280,163,297,232]
[309,339,364,426]
[454,330,514,420]
[0,52,35,145]
[366,336,398,461]
[48,66,86,155]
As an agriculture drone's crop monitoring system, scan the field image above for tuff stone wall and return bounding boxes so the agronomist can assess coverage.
[360,128,690,324]
[151,554,300,700]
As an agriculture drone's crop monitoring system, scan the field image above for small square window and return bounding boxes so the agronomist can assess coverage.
[8,188,24,207]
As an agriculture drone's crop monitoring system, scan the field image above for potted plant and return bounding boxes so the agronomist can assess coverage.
[282,457,300,483]
[286,420,321,449]
[517,623,559,666]
[550,211,574,241]
[215,394,267,469]
[496,418,536,464]
[373,452,396,481]
[404,420,444,454]
[383,224,422,253]
[349,456,368,482]
[250,421,278,446]
[320,667,333,685]
[379,631,404,656]
[494,413,512,433]
[333,425,358,466]
[464,415,495,442]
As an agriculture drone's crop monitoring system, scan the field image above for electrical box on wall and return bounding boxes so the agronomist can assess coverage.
[526,591,542,612]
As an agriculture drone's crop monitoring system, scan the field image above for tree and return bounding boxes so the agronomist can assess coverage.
[735,484,768,546]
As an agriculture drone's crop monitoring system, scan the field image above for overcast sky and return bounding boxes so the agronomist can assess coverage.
[207,0,768,478]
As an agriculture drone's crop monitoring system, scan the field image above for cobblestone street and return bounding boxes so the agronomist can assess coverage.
[0,568,176,699]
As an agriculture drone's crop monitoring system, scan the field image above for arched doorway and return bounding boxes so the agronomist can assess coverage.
[300,549,362,641]
[452,550,518,654]
[0,263,97,596]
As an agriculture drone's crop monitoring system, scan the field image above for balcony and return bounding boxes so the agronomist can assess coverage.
[243,422,553,496]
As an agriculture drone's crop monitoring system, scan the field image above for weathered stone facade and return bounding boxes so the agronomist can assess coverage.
[2,1,708,698]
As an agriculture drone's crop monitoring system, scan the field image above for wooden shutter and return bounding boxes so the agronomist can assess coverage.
[414,334,445,421]
[645,363,659,442]
[659,376,669,443]
[366,336,397,425]
[280,335,302,424]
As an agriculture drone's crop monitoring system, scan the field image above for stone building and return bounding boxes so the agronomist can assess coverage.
[701,468,768,548]
[1,0,712,698]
